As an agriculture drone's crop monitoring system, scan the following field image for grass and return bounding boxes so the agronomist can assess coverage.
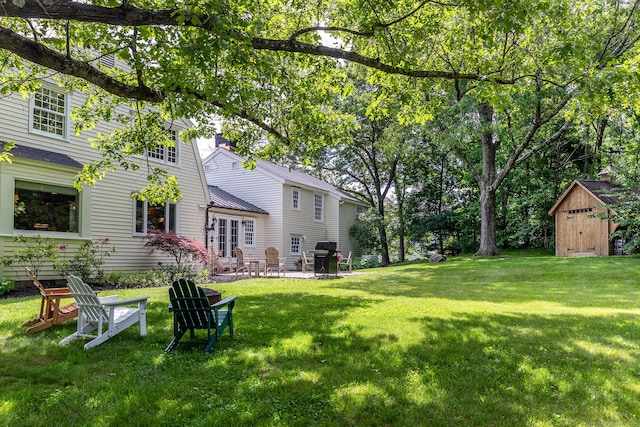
[1,250,640,426]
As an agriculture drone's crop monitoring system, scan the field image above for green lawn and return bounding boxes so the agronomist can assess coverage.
[1,251,640,426]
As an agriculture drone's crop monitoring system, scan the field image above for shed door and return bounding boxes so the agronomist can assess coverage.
[566,209,596,255]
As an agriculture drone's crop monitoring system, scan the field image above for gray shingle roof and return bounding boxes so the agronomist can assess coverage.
[256,159,362,203]
[577,180,626,205]
[208,185,268,214]
[1,144,82,168]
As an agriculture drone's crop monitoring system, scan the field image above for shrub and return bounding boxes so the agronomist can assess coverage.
[54,238,116,281]
[102,269,172,288]
[101,267,211,288]
[0,277,15,296]
[0,235,58,276]
[352,256,382,270]
[144,231,208,279]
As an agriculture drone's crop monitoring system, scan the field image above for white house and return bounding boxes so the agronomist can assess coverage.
[202,144,366,270]
[0,79,210,281]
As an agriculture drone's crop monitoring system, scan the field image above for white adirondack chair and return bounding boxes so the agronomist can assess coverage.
[59,275,149,350]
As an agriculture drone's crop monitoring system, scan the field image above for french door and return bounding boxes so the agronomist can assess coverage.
[216,217,239,257]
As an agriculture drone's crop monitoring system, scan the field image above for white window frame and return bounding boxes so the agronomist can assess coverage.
[292,188,300,211]
[243,218,256,247]
[290,234,302,255]
[314,194,324,222]
[356,205,366,216]
[215,216,240,258]
[146,128,179,165]
[133,199,178,235]
[29,84,69,140]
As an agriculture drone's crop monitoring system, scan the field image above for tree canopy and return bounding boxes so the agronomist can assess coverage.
[2,0,640,254]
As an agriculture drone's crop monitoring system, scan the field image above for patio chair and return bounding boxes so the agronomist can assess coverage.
[234,247,249,276]
[338,251,353,273]
[59,275,149,350]
[22,267,80,334]
[301,251,312,273]
[265,247,286,277]
[165,278,237,354]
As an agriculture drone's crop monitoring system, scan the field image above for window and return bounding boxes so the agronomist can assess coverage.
[292,189,300,210]
[146,129,178,165]
[243,219,255,246]
[30,85,68,139]
[314,194,324,221]
[290,235,302,255]
[14,180,78,232]
[356,205,366,216]
[134,199,177,234]
[568,207,593,214]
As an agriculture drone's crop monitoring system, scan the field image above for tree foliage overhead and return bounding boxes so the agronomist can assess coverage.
[4,0,638,146]
[2,0,640,251]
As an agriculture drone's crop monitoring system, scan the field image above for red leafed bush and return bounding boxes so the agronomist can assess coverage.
[144,231,209,268]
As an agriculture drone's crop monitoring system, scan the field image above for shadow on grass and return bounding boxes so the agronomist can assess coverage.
[2,288,640,425]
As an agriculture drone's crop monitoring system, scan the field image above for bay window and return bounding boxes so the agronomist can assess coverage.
[14,180,78,232]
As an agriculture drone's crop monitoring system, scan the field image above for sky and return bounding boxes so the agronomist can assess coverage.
[197,138,216,159]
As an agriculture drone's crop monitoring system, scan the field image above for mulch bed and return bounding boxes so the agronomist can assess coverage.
[1,272,247,299]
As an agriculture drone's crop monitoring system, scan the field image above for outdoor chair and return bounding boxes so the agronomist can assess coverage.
[166,278,237,354]
[22,267,80,334]
[265,247,286,277]
[338,251,353,273]
[234,247,249,276]
[301,251,312,273]
[59,275,149,350]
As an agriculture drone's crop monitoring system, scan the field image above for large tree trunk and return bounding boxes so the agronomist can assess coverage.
[378,201,391,266]
[475,102,500,256]
[476,185,499,255]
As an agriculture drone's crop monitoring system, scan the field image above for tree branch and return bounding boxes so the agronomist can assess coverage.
[0,0,519,84]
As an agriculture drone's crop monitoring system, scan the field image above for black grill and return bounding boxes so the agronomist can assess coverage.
[311,241,337,276]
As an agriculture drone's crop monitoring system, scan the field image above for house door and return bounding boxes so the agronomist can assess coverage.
[216,217,239,257]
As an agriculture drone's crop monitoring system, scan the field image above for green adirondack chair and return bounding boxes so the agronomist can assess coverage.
[166,278,236,354]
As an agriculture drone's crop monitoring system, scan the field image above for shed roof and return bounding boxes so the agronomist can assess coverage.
[1,144,82,168]
[548,179,627,215]
[208,185,268,214]
[577,180,626,205]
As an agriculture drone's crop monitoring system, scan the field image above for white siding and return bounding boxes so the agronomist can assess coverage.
[202,148,365,270]
[0,88,209,280]
[203,149,282,261]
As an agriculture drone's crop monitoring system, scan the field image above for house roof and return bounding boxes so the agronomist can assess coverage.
[1,144,83,168]
[204,147,366,204]
[267,162,365,203]
[548,179,627,215]
[208,185,268,214]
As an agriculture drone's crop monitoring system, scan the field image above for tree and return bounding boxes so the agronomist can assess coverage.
[2,0,640,252]
[314,71,409,266]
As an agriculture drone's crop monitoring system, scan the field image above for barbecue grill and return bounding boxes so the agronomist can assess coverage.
[310,241,338,277]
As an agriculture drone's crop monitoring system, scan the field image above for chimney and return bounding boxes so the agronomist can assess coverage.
[214,133,236,152]
[598,166,617,184]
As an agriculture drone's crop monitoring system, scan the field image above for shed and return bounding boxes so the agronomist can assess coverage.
[548,176,626,257]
